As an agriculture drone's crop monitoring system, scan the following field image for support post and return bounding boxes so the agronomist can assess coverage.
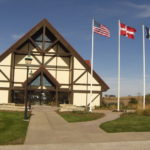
[117,20,121,112]
[89,18,95,112]
[24,66,29,120]
[142,25,146,110]
[56,87,59,106]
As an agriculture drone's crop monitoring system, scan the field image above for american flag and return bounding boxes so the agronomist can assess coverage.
[93,21,110,38]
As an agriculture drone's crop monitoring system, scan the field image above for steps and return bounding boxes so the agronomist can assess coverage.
[0,103,24,111]
[59,104,85,112]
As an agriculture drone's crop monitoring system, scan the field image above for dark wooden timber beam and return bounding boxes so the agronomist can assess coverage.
[45,39,59,52]
[0,69,10,81]
[29,37,43,53]
[73,71,86,84]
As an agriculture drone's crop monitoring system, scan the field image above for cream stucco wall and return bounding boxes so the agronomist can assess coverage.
[87,85,101,91]
[87,93,100,106]
[14,69,27,82]
[14,83,22,87]
[73,93,87,106]
[73,70,85,81]
[44,56,56,66]
[0,90,9,103]
[74,58,85,69]
[75,73,87,83]
[57,70,69,84]
[73,93,100,107]
[0,72,8,80]
[0,54,11,66]
[60,85,69,88]
[0,66,11,79]
[87,72,99,84]
[31,55,42,65]
[47,70,56,78]
[0,82,10,87]
[73,85,87,90]
[57,57,69,67]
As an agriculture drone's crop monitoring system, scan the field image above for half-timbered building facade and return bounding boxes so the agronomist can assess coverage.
[0,19,109,107]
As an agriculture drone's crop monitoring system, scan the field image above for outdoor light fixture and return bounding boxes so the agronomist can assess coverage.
[24,52,33,120]
[25,54,33,65]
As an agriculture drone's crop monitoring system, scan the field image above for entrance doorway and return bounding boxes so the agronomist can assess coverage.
[29,90,56,105]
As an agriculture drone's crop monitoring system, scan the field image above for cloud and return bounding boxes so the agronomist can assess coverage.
[11,33,23,40]
[124,2,150,18]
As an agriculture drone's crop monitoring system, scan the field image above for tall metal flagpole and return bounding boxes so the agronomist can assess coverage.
[142,25,146,110]
[117,20,121,111]
[89,18,95,112]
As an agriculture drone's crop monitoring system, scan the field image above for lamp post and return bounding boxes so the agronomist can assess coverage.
[28,69,33,110]
[24,53,32,120]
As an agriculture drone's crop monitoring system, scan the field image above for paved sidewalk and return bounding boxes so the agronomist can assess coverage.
[25,106,87,144]
[25,106,150,145]
[1,141,150,150]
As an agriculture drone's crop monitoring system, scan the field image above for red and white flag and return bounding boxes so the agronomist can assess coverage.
[120,23,136,39]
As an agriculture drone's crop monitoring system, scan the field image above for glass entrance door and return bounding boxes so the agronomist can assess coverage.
[29,90,56,105]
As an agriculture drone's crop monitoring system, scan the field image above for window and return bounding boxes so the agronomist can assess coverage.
[31,75,41,86]
[30,74,54,87]
[31,27,56,50]
[43,75,53,87]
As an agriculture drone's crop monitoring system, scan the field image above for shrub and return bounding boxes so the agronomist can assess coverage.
[143,109,150,116]
[146,94,150,104]
[136,108,150,116]
[129,97,138,104]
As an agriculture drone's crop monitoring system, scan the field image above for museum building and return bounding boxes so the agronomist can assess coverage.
[0,19,109,107]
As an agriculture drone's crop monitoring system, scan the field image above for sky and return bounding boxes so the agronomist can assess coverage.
[0,0,150,96]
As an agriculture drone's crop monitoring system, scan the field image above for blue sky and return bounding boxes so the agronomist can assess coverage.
[0,0,150,96]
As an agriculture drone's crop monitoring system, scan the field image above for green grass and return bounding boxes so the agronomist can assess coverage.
[58,111,104,122]
[0,111,29,145]
[100,113,150,133]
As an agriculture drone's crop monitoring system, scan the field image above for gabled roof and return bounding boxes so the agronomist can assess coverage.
[0,18,109,91]
[23,65,60,87]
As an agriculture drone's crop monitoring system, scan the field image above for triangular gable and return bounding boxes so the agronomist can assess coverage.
[23,66,60,87]
[0,19,109,91]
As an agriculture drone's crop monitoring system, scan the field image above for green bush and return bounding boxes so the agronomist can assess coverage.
[98,102,125,110]
[143,109,150,116]
[129,98,138,104]
[146,94,150,104]
[136,108,150,116]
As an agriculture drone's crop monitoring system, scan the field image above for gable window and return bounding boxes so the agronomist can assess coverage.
[30,74,54,87]
[31,75,41,86]
[31,27,56,50]
[43,75,53,87]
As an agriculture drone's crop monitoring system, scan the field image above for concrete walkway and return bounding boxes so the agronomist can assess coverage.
[1,141,150,150]
[25,106,150,145]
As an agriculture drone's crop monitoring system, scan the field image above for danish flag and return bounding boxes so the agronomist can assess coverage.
[120,23,136,39]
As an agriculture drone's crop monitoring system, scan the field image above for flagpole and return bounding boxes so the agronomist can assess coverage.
[117,20,121,111]
[89,18,94,112]
[142,25,146,110]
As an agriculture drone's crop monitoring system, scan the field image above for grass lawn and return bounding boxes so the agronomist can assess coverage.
[58,111,104,122]
[0,111,29,145]
[100,113,150,133]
